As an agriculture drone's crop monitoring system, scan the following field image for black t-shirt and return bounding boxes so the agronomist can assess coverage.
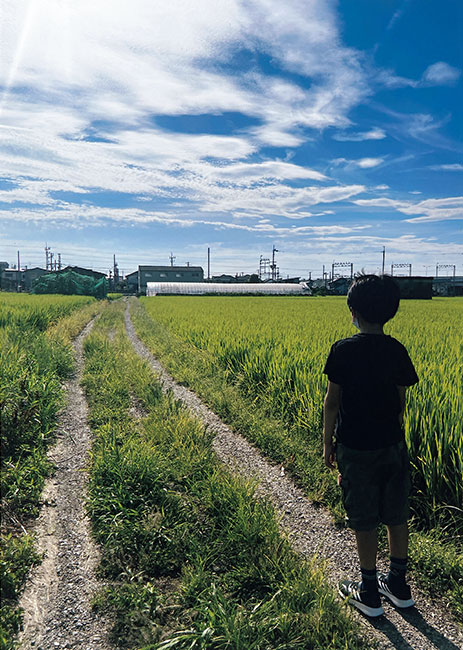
[323,334,418,450]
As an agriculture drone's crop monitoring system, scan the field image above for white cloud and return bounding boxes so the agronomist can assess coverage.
[430,164,463,172]
[422,62,461,86]
[354,196,463,223]
[377,61,461,89]
[332,128,386,141]
[356,157,384,169]
[0,202,368,238]
[202,160,328,182]
[332,157,383,169]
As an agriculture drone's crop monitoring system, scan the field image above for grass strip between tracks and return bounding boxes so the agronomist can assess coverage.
[0,297,100,650]
[83,301,368,649]
[129,298,463,623]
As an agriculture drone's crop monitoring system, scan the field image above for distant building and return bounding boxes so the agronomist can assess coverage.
[328,277,352,295]
[61,265,106,280]
[127,265,204,294]
[146,282,308,296]
[1,267,47,291]
[432,276,463,297]
[210,274,236,283]
[0,261,9,273]
[393,276,433,299]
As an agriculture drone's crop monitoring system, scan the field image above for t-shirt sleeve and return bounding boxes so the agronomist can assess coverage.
[394,344,419,386]
[323,343,344,384]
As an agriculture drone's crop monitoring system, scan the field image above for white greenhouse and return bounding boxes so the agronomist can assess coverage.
[146,282,310,296]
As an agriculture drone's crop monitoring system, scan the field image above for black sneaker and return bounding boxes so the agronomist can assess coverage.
[338,580,384,617]
[377,573,415,608]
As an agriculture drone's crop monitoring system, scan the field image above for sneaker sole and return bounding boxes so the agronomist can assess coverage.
[378,587,415,608]
[338,588,385,617]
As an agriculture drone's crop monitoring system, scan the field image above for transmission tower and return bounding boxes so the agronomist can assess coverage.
[331,261,353,280]
[435,264,456,278]
[270,246,279,281]
[391,263,412,276]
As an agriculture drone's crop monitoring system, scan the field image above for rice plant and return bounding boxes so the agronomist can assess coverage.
[139,296,463,532]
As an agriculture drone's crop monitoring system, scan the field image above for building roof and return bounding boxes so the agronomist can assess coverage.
[62,265,106,278]
[139,265,203,272]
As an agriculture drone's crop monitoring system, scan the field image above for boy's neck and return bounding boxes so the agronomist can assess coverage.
[359,322,384,335]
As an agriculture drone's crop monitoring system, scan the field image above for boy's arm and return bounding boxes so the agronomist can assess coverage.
[323,381,341,469]
[397,385,407,426]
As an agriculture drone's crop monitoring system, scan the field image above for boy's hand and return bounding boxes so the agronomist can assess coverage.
[323,440,336,470]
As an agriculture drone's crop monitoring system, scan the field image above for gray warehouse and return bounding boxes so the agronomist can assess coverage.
[126,265,204,294]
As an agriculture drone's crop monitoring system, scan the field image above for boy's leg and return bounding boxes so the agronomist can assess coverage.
[387,522,408,558]
[378,522,414,608]
[355,528,378,570]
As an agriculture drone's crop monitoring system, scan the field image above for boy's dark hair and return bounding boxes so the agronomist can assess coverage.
[347,274,400,325]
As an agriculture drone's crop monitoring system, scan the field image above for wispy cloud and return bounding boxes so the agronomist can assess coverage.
[430,164,463,172]
[332,157,383,169]
[377,61,461,89]
[332,128,386,142]
[354,196,463,223]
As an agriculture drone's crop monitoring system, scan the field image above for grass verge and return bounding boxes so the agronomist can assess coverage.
[130,298,463,623]
[83,300,369,649]
[0,298,101,649]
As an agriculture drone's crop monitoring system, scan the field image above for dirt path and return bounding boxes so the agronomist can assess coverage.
[125,302,463,650]
[18,319,112,650]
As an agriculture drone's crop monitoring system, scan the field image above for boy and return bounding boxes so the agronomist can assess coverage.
[323,274,418,617]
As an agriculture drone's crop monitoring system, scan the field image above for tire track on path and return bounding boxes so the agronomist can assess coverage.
[125,301,462,650]
[18,318,112,650]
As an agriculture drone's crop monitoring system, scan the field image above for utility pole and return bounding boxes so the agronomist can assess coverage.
[17,250,21,292]
[58,253,62,271]
[50,252,54,272]
[169,252,176,267]
[381,246,385,275]
[207,247,211,280]
[113,254,119,282]
[270,246,278,281]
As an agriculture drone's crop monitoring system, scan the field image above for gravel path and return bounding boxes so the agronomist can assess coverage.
[18,319,112,650]
[125,302,463,650]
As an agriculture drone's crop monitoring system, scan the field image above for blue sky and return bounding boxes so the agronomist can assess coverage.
[1,0,462,278]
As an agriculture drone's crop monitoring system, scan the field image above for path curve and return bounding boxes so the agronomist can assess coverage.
[125,301,463,650]
[18,319,112,650]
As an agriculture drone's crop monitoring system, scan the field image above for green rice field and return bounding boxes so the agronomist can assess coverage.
[138,295,463,530]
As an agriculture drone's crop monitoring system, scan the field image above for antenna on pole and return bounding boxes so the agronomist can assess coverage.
[58,253,62,271]
[169,252,176,267]
[45,244,51,271]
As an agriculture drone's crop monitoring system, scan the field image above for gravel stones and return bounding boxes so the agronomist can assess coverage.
[18,320,112,650]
